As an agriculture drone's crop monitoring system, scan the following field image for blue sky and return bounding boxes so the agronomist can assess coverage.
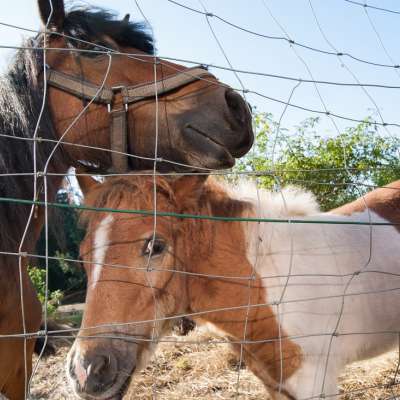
[1,0,400,136]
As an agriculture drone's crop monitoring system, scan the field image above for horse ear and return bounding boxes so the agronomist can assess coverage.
[171,175,208,203]
[122,14,130,24]
[76,169,100,198]
[37,0,65,31]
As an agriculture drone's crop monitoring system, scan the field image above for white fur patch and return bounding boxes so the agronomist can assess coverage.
[229,181,320,217]
[234,182,400,399]
[92,214,113,287]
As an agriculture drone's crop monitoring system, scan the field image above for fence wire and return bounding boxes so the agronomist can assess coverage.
[0,0,399,399]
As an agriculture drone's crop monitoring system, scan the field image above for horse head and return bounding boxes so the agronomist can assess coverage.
[37,0,254,172]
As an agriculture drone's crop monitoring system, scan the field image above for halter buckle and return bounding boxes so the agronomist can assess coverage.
[107,103,128,113]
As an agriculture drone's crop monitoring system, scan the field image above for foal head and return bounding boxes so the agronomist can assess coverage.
[68,175,300,398]
[67,175,203,398]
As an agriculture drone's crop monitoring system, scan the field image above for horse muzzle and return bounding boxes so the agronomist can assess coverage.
[124,80,254,171]
[176,87,254,169]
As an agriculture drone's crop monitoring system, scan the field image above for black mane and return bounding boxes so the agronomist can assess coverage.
[0,6,154,275]
[63,8,155,54]
[0,41,66,268]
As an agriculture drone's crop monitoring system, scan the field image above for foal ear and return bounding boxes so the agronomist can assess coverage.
[172,175,208,203]
[38,0,65,31]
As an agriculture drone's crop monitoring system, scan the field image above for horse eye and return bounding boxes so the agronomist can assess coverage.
[81,42,113,57]
[142,237,166,257]
[91,43,109,53]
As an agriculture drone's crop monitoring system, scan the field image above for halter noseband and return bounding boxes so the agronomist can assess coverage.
[46,65,216,173]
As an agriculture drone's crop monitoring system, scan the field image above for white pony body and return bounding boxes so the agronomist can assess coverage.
[233,183,400,399]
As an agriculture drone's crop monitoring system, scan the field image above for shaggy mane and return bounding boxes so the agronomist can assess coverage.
[63,7,154,54]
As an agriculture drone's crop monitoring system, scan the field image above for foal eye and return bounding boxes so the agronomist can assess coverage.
[142,237,166,257]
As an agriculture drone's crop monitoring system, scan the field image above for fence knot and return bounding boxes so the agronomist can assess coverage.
[37,330,47,337]
[206,12,214,17]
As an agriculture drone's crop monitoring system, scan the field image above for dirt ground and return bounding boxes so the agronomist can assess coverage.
[30,327,400,400]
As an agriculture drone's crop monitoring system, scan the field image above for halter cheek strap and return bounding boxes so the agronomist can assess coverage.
[46,66,215,173]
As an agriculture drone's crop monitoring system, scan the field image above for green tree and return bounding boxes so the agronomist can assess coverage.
[236,112,400,210]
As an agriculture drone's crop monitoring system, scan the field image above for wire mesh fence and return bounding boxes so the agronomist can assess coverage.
[1,1,400,399]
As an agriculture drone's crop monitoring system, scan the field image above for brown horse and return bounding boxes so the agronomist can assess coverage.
[0,1,253,397]
[69,175,400,399]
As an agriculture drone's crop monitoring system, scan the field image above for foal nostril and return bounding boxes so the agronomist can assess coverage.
[88,355,109,379]
[224,89,249,126]
[74,351,118,395]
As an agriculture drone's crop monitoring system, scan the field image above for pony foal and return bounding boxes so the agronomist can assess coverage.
[68,175,400,400]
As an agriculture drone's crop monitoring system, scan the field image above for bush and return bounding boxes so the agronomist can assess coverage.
[28,266,63,315]
[235,113,400,210]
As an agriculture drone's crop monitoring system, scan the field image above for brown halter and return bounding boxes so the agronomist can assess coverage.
[46,65,216,173]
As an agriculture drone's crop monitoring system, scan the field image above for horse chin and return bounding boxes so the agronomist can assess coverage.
[181,125,235,169]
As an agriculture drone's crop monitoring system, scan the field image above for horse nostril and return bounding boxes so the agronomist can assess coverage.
[224,89,248,125]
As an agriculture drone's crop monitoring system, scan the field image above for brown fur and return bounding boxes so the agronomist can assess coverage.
[0,182,61,400]
[332,181,400,231]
